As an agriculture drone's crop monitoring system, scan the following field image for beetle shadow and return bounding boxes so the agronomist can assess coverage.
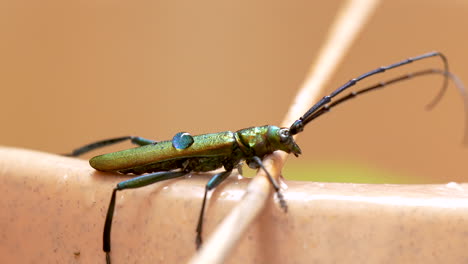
[90,169,188,196]
[206,171,250,211]
[90,170,131,184]
[146,177,187,197]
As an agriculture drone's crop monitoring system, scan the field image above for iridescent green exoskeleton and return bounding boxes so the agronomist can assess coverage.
[66,52,467,264]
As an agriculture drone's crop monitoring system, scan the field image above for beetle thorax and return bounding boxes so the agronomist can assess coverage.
[235,125,301,158]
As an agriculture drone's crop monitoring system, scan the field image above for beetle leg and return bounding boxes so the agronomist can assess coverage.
[251,156,288,213]
[64,136,157,157]
[236,163,243,176]
[195,169,233,249]
[130,136,157,146]
[103,170,188,264]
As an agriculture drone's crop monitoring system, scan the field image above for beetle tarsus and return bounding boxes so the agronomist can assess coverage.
[196,235,202,250]
[277,191,288,213]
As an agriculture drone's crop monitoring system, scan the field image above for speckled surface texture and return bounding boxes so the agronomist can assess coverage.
[1,147,468,263]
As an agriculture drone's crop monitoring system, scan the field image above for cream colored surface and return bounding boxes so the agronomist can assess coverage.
[1,147,468,263]
[0,0,467,182]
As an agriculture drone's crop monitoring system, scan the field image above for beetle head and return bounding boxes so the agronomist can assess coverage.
[277,127,302,157]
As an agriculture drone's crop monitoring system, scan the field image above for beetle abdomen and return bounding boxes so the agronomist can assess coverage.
[90,131,237,172]
[118,156,227,174]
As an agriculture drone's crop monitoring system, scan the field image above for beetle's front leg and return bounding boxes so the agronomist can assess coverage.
[248,156,288,213]
[236,163,243,176]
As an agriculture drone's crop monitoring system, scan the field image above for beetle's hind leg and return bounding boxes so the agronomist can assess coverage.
[196,169,233,249]
[250,156,288,213]
[103,170,189,264]
[64,136,157,157]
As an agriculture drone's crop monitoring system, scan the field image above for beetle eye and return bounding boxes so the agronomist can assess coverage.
[279,128,290,142]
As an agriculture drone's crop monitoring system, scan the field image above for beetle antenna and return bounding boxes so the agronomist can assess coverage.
[289,52,449,135]
[295,69,468,144]
[425,53,449,110]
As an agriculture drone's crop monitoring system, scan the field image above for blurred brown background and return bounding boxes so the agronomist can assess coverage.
[1,0,467,183]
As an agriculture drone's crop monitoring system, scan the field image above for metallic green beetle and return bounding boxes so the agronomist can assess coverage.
[66,52,467,264]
